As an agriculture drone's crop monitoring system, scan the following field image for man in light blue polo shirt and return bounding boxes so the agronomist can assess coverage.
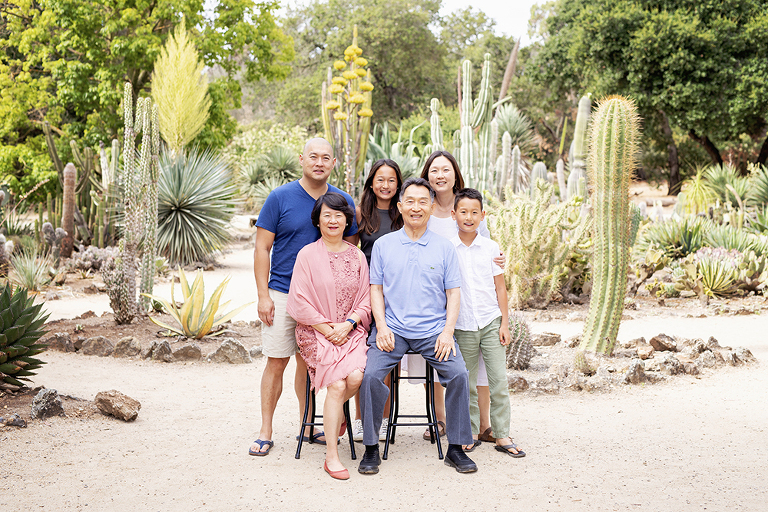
[358,177,477,475]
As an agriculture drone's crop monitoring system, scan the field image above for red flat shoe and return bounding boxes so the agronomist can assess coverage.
[324,461,350,480]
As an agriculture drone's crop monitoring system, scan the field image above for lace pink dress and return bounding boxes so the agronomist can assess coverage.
[296,245,366,388]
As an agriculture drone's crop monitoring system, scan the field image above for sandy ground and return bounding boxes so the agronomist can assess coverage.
[3,246,768,511]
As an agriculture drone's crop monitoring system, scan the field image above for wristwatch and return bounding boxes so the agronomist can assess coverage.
[346,318,358,330]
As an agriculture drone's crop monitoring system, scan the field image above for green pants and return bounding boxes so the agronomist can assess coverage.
[455,317,511,438]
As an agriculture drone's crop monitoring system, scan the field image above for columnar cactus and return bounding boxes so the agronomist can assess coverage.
[568,94,591,197]
[556,158,567,202]
[459,60,475,181]
[103,83,161,323]
[60,163,76,260]
[456,54,496,189]
[427,98,444,153]
[530,162,548,199]
[496,131,511,197]
[579,96,641,355]
[510,145,521,193]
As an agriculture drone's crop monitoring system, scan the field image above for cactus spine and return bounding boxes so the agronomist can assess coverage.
[60,163,76,260]
[579,96,641,355]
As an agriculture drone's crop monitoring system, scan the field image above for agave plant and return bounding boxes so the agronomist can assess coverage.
[0,283,49,390]
[9,250,53,291]
[634,216,712,260]
[704,224,765,255]
[142,268,253,339]
[157,148,238,266]
[747,207,768,234]
[245,175,289,210]
[693,248,741,297]
[680,167,716,215]
[747,163,768,207]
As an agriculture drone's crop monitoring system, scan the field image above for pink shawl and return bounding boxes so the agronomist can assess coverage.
[287,239,371,389]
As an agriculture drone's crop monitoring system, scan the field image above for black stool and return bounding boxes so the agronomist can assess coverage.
[295,371,356,460]
[383,350,443,460]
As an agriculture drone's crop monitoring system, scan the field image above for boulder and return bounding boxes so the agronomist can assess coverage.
[0,413,27,427]
[636,344,655,360]
[531,332,561,347]
[683,363,700,375]
[95,390,141,422]
[548,363,569,381]
[45,332,75,353]
[31,389,65,419]
[113,337,142,358]
[583,375,612,392]
[530,375,559,394]
[249,346,263,359]
[74,336,86,351]
[150,341,173,362]
[142,341,157,360]
[563,335,581,348]
[621,337,646,349]
[172,343,202,361]
[734,347,756,364]
[507,374,529,393]
[82,284,99,294]
[649,334,677,352]
[207,338,252,364]
[52,272,67,286]
[723,350,740,367]
[680,347,700,360]
[623,360,647,385]
[80,336,114,357]
[706,336,721,350]
[696,350,717,369]
[659,353,683,375]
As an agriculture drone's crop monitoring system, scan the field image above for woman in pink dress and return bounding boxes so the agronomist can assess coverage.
[287,192,371,480]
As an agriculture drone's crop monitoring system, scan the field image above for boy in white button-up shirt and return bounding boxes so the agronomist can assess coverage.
[451,188,526,458]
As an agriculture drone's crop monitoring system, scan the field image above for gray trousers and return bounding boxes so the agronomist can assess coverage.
[359,325,473,446]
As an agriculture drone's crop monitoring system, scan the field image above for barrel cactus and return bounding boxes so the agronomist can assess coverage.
[506,313,535,370]
[578,96,641,355]
[0,283,49,391]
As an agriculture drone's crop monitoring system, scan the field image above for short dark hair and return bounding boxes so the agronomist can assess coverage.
[399,177,435,202]
[454,188,484,211]
[420,151,465,194]
[311,192,354,235]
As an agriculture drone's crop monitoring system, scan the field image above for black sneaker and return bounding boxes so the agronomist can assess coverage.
[445,446,478,473]
[358,445,381,475]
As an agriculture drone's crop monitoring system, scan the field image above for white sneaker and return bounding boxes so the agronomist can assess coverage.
[379,418,389,442]
[352,419,364,442]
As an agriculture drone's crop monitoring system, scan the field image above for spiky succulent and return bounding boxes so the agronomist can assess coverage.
[0,283,49,390]
[506,313,535,370]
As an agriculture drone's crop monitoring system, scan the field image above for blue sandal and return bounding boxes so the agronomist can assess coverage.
[249,439,274,456]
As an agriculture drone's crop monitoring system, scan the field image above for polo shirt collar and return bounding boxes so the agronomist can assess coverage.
[398,227,431,246]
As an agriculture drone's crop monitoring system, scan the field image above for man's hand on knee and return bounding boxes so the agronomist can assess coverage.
[434,330,457,362]
[376,324,396,352]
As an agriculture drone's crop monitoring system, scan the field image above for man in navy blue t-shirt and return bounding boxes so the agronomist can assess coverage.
[249,138,358,456]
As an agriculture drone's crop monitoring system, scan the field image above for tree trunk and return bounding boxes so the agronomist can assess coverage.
[659,110,681,195]
[688,130,723,167]
[498,38,521,103]
[756,133,768,166]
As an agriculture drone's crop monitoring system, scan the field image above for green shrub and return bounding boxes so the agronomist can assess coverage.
[157,148,238,266]
[222,123,308,171]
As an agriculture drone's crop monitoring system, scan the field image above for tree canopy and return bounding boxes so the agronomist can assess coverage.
[0,0,293,193]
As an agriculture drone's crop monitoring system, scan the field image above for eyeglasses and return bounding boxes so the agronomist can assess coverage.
[401,199,431,207]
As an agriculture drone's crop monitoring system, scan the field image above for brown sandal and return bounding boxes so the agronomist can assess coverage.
[478,427,496,443]
[423,420,446,440]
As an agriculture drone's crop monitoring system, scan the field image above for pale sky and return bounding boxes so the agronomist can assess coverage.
[439,0,540,45]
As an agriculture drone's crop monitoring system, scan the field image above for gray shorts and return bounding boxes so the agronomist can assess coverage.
[261,289,298,358]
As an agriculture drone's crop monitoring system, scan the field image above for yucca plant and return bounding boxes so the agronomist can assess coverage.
[680,167,716,215]
[694,248,741,297]
[9,250,53,291]
[0,283,49,390]
[142,268,253,339]
[704,164,750,205]
[494,103,536,155]
[157,148,238,266]
[747,163,768,207]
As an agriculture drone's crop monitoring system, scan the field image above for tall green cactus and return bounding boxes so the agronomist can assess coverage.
[60,163,76,260]
[104,83,161,323]
[496,131,511,198]
[459,60,475,181]
[568,94,591,195]
[510,145,521,194]
[556,158,567,202]
[428,98,444,152]
[457,54,495,189]
[530,162,548,199]
[579,96,641,355]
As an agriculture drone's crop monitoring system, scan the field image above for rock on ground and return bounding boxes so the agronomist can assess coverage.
[249,346,263,359]
[150,341,173,362]
[1,413,27,427]
[113,337,142,358]
[173,343,202,361]
[624,360,647,385]
[659,353,683,375]
[31,389,66,419]
[45,332,75,353]
[207,338,252,364]
[531,332,561,347]
[649,334,678,352]
[94,390,141,422]
[507,374,529,393]
[80,336,114,357]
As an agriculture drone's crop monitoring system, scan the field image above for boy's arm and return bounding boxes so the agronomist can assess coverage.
[494,274,511,345]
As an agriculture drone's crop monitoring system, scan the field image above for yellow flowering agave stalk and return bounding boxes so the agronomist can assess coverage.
[142,268,253,339]
[320,24,374,194]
